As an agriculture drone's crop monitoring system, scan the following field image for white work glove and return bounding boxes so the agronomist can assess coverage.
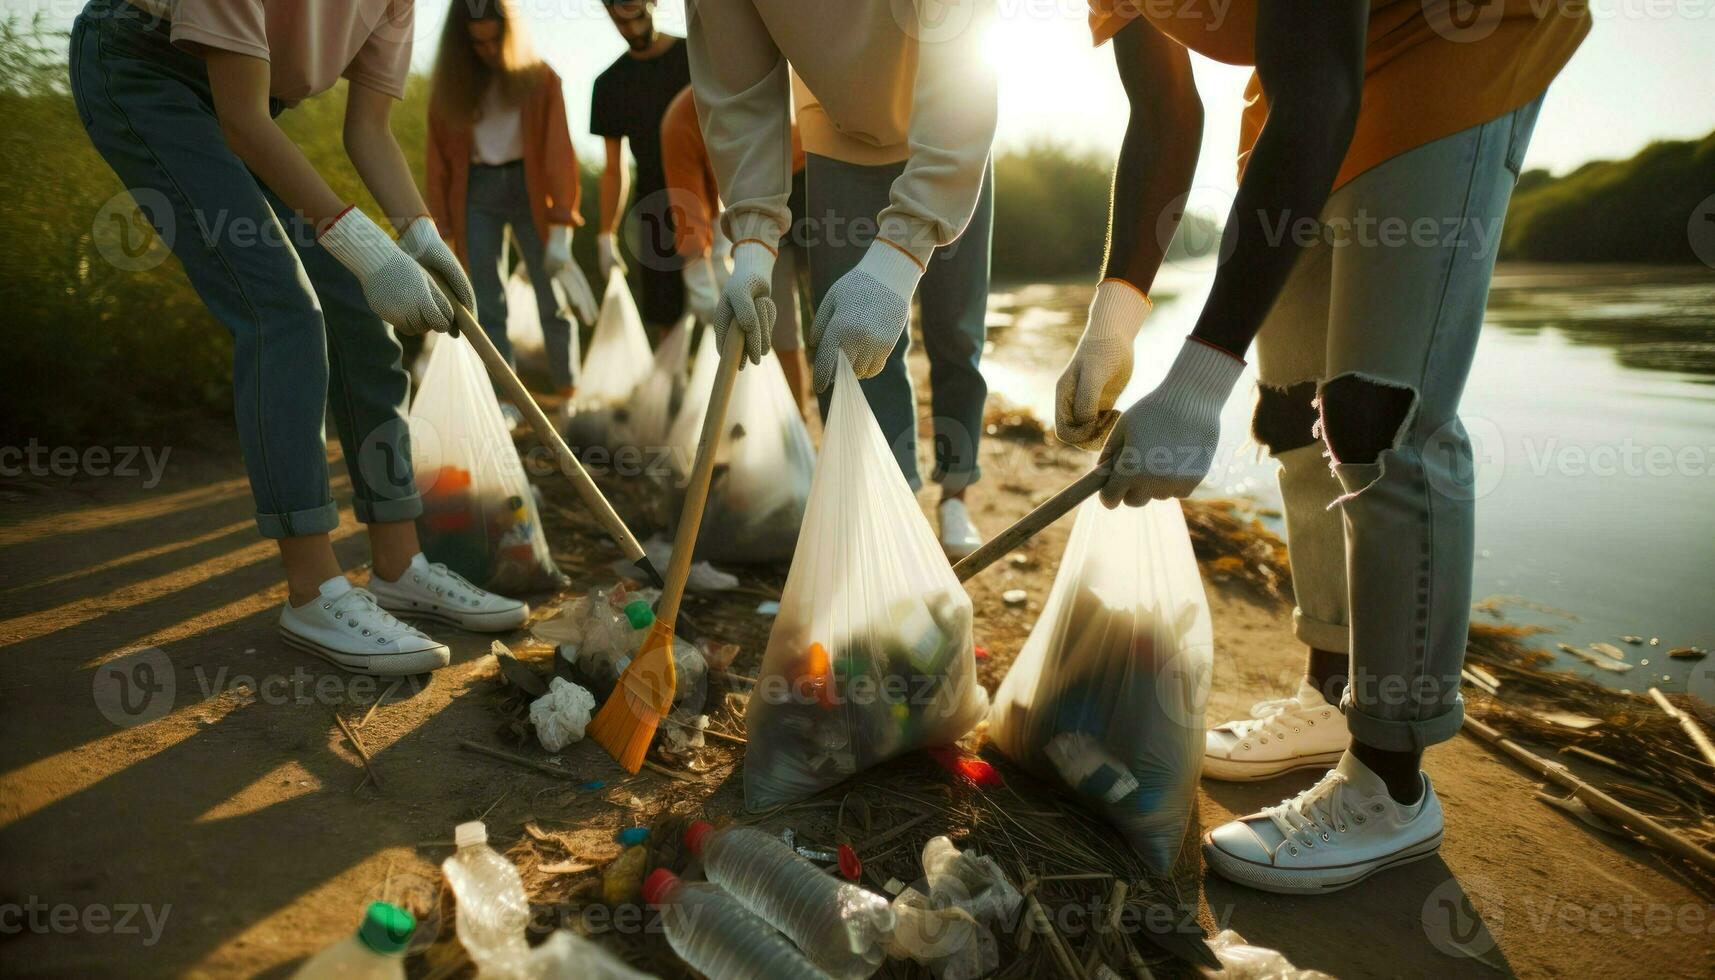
[320,209,454,336]
[810,240,923,392]
[710,226,734,288]
[398,216,475,333]
[682,252,720,324]
[596,231,626,281]
[1056,280,1153,451]
[1098,337,1246,508]
[544,225,598,324]
[712,241,776,366]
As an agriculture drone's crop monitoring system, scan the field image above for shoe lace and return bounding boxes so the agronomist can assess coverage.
[1221,695,1303,739]
[329,588,420,641]
[1264,771,1364,848]
[419,560,489,603]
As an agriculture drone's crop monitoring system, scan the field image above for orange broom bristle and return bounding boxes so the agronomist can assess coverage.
[590,625,678,773]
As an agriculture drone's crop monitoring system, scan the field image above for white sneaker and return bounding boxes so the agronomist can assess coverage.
[1203,751,1443,894]
[279,576,450,676]
[938,498,983,560]
[1203,679,1348,781]
[369,553,529,633]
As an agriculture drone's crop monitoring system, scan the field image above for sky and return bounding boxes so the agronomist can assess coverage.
[17,0,1715,193]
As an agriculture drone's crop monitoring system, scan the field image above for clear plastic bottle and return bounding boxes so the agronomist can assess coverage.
[643,870,831,980]
[684,822,895,979]
[292,902,414,979]
[442,820,531,978]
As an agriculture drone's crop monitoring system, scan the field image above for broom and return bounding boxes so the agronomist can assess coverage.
[589,325,749,772]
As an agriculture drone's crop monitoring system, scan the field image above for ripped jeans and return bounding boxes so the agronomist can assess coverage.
[1250,95,1543,752]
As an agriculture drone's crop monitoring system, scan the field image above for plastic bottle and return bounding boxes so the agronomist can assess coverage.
[684,822,895,979]
[291,902,414,979]
[642,870,831,980]
[442,820,531,977]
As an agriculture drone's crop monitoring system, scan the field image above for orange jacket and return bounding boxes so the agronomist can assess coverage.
[659,84,803,259]
[426,67,582,266]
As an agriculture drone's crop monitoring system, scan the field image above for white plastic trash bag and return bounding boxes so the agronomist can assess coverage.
[565,270,652,450]
[504,269,548,361]
[623,315,693,453]
[743,355,988,809]
[409,337,566,593]
[988,497,1214,871]
[529,677,597,752]
[665,326,720,474]
[693,350,815,564]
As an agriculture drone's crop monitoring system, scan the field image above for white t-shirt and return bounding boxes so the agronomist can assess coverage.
[471,82,525,165]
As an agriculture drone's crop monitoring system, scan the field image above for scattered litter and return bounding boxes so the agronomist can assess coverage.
[1669,646,1707,659]
[1589,641,1630,662]
[886,836,1022,980]
[973,645,990,661]
[1536,790,1622,835]
[538,585,708,711]
[1622,635,1644,645]
[526,930,660,979]
[1007,552,1036,570]
[1202,930,1334,979]
[756,600,781,616]
[1557,643,1633,673]
[928,747,1004,788]
[616,827,651,847]
[982,398,1048,443]
[613,537,739,592]
[528,678,596,752]
[491,641,549,699]
[643,871,828,979]
[1001,589,1027,608]
[292,901,413,977]
[442,821,531,976]
[602,844,650,905]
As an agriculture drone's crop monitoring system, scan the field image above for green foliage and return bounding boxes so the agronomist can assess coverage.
[991,142,1113,281]
[1499,132,1715,263]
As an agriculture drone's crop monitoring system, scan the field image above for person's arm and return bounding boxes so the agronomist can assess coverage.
[423,113,455,240]
[541,74,583,228]
[1190,0,1367,356]
[597,136,629,278]
[1055,19,1204,449]
[661,92,716,261]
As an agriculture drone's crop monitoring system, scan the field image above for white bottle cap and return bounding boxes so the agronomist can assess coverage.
[454,821,487,849]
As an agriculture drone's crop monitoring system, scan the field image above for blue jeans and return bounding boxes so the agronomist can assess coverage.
[807,155,993,492]
[1250,95,1545,751]
[69,0,420,538]
[465,161,577,389]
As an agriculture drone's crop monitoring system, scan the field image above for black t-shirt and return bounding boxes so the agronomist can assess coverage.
[590,37,691,221]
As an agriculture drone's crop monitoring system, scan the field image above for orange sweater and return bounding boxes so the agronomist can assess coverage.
[659,84,804,259]
[426,67,582,266]
[1089,0,1590,190]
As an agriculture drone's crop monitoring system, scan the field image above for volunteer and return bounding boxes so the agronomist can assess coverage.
[426,0,596,402]
[1057,0,1589,892]
[591,0,692,332]
[658,85,815,414]
[686,0,998,559]
[70,0,531,677]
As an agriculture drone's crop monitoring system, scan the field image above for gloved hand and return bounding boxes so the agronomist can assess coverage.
[320,208,454,336]
[810,240,923,392]
[399,216,472,336]
[1056,279,1152,451]
[712,241,776,365]
[1098,337,1246,508]
[682,252,720,324]
[596,232,626,281]
[544,225,598,324]
[710,226,734,288]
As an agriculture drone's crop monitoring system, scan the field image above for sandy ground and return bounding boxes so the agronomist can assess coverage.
[3,399,1711,978]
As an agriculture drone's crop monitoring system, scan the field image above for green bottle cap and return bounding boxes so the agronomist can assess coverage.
[357,901,415,957]
[624,600,655,630]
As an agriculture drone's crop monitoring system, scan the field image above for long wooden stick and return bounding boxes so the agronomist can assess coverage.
[429,275,661,587]
[952,467,1108,583]
[1648,688,1715,769]
[333,712,382,790]
[1462,714,1715,873]
[456,739,582,778]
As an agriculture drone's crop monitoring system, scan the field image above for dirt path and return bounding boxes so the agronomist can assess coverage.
[2,420,1709,978]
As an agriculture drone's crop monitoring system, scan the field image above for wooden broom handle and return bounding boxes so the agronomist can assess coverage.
[428,274,648,566]
[951,466,1109,583]
[657,327,748,625]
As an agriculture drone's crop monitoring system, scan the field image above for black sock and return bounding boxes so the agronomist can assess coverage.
[1305,648,1348,704]
[1350,740,1424,806]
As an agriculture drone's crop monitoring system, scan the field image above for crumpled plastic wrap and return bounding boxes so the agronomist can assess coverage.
[1203,930,1335,979]
[528,677,597,752]
[533,586,708,713]
[885,836,1023,980]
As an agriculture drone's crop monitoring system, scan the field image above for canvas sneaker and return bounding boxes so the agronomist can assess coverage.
[279,576,450,676]
[1203,679,1348,781]
[938,498,984,561]
[369,553,529,633]
[1203,751,1444,894]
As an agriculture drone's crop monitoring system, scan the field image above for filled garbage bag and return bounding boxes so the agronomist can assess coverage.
[409,336,567,593]
[564,270,652,451]
[988,497,1213,871]
[744,355,987,809]
[504,269,548,362]
[664,326,720,476]
[691,350,814,564]
[622,315,693,454]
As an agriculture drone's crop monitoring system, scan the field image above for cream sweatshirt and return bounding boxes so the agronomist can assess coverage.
[685,0,997,267]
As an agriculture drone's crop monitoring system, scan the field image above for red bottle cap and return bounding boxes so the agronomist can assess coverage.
[642,868,679,906]
[837,844,862,882]
[683,820,715,855]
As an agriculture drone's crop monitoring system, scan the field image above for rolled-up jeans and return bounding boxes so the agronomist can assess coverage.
[465,161,577,390]
[1250,95,1544,751]
[807,154,993,492]
[69,0,420,538]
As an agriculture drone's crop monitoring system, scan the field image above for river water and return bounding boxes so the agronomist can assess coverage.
[979,265,1715,693]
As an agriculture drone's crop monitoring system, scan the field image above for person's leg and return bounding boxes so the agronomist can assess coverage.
[806,154,923,488]
[464,166,515,370]
[503,170,578,391]
[770,243,810,412]
[1324,95,1546,803]
[70,4,341,603]
[916,162,993,501]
